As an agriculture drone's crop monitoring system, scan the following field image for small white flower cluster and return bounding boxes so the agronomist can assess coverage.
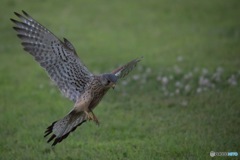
[118,56,239,106]
[157,65,239,97]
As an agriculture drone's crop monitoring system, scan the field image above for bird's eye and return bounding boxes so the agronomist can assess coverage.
[107,80,111,84]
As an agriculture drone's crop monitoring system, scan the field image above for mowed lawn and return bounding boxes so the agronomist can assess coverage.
[0,0,240,159]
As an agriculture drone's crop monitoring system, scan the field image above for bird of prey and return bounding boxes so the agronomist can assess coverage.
[11,11,141,146]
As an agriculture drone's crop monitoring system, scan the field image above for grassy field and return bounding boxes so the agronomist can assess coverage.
[1,0,240,159]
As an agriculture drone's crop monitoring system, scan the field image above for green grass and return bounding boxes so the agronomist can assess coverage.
[1,0,240,159]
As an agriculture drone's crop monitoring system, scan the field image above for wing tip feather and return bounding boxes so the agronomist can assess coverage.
[14,11,23,18]
[10,18,18,24]
[136,56,143,62]
[22,10,29,16]
[112,57,143,78]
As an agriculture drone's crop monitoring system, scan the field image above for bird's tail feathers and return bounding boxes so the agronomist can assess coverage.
[44,110,86,146]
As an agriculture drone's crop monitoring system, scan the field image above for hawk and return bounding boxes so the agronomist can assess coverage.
[11,11,141,146]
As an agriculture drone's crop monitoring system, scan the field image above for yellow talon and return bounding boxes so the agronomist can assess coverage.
[84,111,93,121]
[84,110,100,125]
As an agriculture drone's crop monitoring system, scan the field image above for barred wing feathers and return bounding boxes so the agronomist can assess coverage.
[11,11,92,102]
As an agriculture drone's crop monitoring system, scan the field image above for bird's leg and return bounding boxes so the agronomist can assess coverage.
[84,110,100,125]
[89,109,100,125]
[84,111,94,121]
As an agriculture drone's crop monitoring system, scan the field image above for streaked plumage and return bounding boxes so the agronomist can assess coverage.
[11,11,142,146]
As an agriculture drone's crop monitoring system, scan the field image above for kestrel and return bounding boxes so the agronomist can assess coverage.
[11,11,141,146]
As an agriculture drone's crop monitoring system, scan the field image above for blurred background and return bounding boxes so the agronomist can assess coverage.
[0,0,239,159]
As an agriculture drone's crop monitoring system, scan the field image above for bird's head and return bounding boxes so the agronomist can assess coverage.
[101,73,118,89]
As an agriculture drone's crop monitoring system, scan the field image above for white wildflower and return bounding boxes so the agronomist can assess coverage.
[146,67,152,74]
[181,100,188,107]
[196,87,202,93]
[177,56,183,62]
[175,89,180,94]
[212,67,223,82]
[199,76,210,87]
[202,68,208,75]
[121,80,128,86]
[184,72,193,80]
[173,65,182,74]
[184,84,191,92]
[132,74,140,80]
[161,76,168,86]
[175,81,182,88]
[212,72,221,82]
[228,74,237,86]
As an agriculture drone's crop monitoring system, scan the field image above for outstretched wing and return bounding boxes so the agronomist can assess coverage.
[112,57,142,79]
[11,11,92,102]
